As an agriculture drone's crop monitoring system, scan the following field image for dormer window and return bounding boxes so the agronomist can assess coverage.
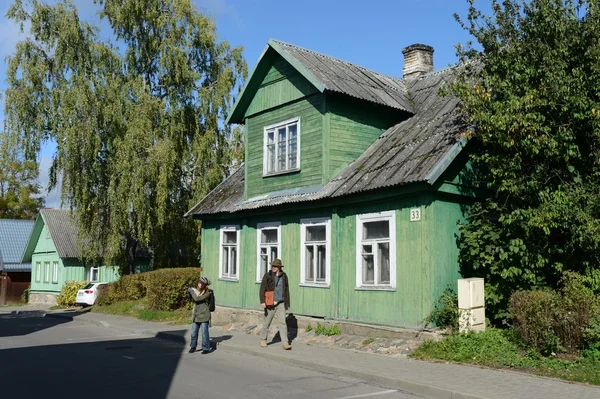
[263,117,300,176]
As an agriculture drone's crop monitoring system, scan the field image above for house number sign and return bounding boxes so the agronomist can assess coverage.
[410,208,421,222]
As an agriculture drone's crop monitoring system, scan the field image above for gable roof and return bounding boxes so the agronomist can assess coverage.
[186,65,467,217]
[227,39,414,124]
[22,209,83,261]
[41,209,83,258]
[0,219,34,272]
[22,209,152,262]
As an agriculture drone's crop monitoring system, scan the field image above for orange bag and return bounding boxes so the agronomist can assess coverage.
[264,291,274,306]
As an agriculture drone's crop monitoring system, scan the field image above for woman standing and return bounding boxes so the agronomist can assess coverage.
[187,277,212,354]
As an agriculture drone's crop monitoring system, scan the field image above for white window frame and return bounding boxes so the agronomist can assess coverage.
[300,217,331,287]
[256,222,281,282]
[355,211,396,290]
[35,262,41,282]
[263,117,301,176]
[219,225,240,281]
[44,262,50,283]
[52,261,59,284]
[86,265,99,282]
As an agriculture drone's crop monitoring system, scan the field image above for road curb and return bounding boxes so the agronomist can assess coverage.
[44,311,481,399]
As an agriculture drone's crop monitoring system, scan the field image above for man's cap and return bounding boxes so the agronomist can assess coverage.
[270,259,283,267]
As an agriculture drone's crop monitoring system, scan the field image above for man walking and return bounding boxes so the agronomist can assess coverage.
[259,258,291,350]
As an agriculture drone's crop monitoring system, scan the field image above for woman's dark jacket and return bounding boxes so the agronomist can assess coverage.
[189,288,212,323]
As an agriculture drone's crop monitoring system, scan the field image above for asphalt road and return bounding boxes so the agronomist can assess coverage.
[0,310,424,399]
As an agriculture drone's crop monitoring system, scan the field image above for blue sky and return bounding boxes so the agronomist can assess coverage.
[0,0,492,207]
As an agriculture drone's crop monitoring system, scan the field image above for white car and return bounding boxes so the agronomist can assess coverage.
[76,282,106,306]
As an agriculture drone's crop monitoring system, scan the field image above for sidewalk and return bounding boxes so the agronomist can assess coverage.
[32,309,600,399]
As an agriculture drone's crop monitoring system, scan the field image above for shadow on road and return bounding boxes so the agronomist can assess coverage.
[1,313,183,399]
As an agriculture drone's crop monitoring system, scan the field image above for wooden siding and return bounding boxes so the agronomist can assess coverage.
[245,95,324,199]
[29,224,129,295]
[327,95,402,180]
[427,196,467,310]
[199,190,467,327]
[246,56,318,118]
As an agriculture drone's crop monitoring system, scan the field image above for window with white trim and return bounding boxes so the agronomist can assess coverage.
[52,261,59,283]
[44,262,50,283]
[356,211,396,289]
[263,117,300,175]
[257,222,280,282]
[86,265,99,282]
[35,262,41,282]
[300,218,331,286]
[219,225,240,280]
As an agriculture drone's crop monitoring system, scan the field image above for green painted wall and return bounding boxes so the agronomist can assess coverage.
[245,56,319,118]
[327,95,403,181]
[245,94,324,199]
[29,224,137,296]
[199,189,467,327]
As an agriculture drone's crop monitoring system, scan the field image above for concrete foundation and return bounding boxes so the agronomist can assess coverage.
[29,293,58,306]
[211,306,440,341]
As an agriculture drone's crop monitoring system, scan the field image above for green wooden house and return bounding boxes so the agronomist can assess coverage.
[186,40,477,328]
[23,209,151,305]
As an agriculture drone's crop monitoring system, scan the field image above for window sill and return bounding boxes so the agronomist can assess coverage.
[355,286,396,292]
[219,277,239,283]
[299,283,330,289]
[262,168,300,178]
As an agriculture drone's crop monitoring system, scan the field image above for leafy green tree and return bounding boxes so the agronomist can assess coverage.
[0,130,43,219]
[4,0,246,273]
[453,0,600,323]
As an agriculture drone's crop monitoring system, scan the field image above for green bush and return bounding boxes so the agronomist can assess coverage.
[314,323,342,336]
[510,272,600,355]
[510,289,558,355]
[57,281,87,307]
[423,287,459,332]
[96,273,147,306]
[21,285,30,304]
[145,268,202,311]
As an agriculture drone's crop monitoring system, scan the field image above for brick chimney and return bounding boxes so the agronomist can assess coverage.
[402,44,434,80]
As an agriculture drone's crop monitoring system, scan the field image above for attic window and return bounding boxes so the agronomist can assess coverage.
[263,117,300,176]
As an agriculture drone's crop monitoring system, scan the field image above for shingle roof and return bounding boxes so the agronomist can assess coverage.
[0,219,34,272]
[270,40,413,112]
[186,65,467,217]
[40,209,82,258]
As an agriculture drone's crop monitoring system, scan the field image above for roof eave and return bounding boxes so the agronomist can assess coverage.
[21,214,44,263]
[425,137,468,185]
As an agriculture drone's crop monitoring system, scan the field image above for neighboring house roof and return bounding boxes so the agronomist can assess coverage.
[22,209,151,262]
[0,219,35,272]
[40,208,83,258]
[186,65,467,217]
[227,39,414,124]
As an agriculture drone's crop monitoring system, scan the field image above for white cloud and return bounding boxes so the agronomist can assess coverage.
[195,0,243,29]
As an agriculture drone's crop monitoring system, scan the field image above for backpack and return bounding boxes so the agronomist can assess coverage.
[209,291,216,312]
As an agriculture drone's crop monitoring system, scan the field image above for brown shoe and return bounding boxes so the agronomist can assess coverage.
[282,343,292,350]
[260,340,267,348]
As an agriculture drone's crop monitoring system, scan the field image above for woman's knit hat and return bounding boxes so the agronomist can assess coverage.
[199,277,211,286]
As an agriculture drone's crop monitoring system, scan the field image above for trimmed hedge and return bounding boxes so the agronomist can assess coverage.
[57,281,87,307]
[96,273,148,306]
[146,268,202,311]
[510,272,600,355]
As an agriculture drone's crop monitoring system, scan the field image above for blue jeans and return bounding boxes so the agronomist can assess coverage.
[190,321,210,352]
